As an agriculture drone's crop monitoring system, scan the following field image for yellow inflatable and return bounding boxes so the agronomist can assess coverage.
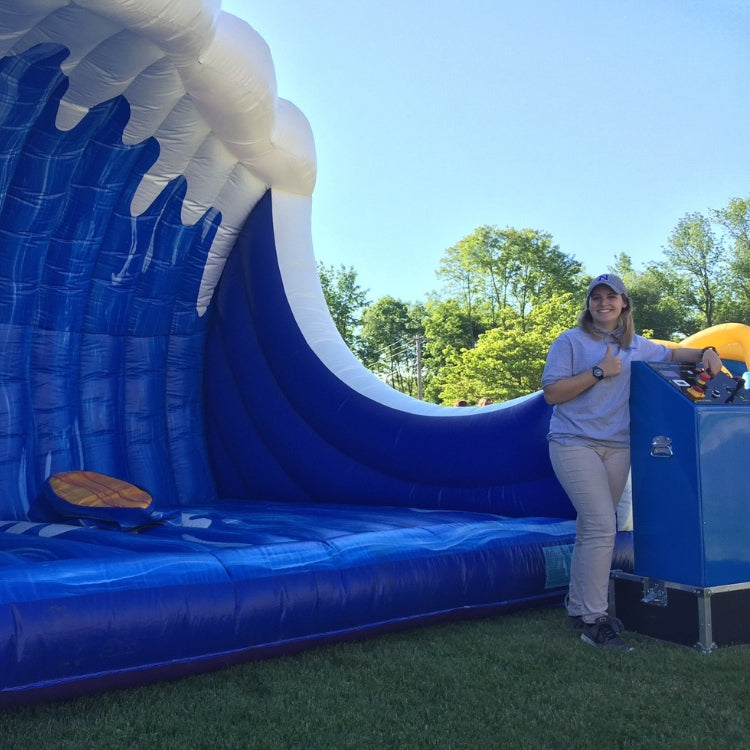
[655,322,750,370]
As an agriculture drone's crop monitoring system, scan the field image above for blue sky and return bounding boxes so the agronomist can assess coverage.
[222,1,750,303]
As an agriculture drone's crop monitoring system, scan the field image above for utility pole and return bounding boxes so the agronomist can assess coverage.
[415,335,425,400]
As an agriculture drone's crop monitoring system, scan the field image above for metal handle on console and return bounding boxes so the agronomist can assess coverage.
[650,435,673,458]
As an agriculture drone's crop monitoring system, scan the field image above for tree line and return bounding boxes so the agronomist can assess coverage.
[318,196,750,405]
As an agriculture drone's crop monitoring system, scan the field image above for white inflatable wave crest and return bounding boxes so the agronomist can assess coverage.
[0,0,315,315]
[0,0,461,415]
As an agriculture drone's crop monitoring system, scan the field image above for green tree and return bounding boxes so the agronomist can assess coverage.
[423,225,583,401]
[713,197,750,324]
[433,293,579,404]
[359,297,426,397]
[611,254,696,340]
[494,228,582,327]
[317,262,370,350]
[419,297,486,402]
[664,212,728,329]
[435,237,487,340]
[436,226,583,330]
[421,298,479,355]
[713,196,750,259]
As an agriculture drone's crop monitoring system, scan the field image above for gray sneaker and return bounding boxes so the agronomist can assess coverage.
[581,616,634,652]
[570,613,624,632]
[567,614,584,630]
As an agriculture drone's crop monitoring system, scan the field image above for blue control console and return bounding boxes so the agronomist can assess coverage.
[630,361,750,586]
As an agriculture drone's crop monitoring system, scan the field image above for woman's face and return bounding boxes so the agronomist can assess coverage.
[588,284,627,330]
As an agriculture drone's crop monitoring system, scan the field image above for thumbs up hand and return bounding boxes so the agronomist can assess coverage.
[599,345,622,378]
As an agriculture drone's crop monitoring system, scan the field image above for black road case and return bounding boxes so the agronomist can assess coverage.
[610,571,750,653]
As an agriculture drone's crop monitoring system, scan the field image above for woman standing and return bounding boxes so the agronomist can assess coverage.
[542,274,723,651]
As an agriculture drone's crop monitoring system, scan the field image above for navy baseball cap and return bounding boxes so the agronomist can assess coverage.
[586,273,627,303]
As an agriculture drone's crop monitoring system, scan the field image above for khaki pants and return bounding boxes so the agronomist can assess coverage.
[549,441,630,623]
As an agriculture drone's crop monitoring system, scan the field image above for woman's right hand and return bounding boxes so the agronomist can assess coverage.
[599,345,622,378]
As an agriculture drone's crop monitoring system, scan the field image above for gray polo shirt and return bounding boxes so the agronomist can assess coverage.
[542,327,671,447]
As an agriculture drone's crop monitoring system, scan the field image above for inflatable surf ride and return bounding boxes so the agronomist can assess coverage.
[0,1,747,704]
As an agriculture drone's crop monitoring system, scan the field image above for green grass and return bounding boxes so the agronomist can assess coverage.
[2,605,750,749]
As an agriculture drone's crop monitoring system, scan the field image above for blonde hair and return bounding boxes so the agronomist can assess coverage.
[578,293,634,348]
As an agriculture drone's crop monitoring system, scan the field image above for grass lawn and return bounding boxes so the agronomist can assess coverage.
[2,604,749,749]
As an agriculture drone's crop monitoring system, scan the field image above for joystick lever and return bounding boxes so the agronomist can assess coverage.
[726,376,746,405]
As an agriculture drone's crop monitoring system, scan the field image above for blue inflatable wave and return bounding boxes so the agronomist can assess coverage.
[0,2,629,705]
[0,43,218,515]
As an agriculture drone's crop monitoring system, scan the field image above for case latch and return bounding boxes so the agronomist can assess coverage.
[642,578,668,607]
[650,435,673,459]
